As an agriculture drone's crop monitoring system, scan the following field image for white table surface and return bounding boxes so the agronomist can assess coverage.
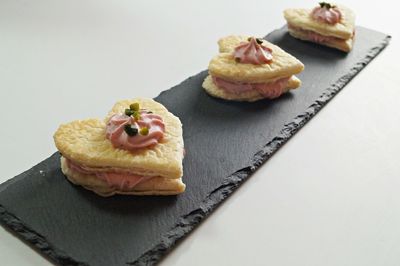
[1,0,400,265]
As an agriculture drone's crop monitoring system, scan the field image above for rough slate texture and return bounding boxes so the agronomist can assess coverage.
[0,26,390,266]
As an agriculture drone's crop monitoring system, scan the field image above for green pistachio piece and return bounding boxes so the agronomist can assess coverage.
[125,109,134,116]
[130,102,140,111]
[319,2,335,9]
[133,111,141,121]
[139,127,149,136]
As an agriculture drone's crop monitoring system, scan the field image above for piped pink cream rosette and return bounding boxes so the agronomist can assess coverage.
[233,37,273,64]
[311,2,342,24]
[106,112,165,151]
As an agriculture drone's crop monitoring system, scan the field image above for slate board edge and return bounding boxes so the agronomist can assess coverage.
[0,205,89,266]
[0,31,391,266]
[131,33,392,265]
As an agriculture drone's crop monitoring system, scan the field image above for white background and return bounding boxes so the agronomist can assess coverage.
[1,0,400,265]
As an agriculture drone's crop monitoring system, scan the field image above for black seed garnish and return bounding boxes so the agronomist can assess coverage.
[124,124,138,136]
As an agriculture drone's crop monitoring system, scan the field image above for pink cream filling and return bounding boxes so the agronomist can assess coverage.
[288,24,347,43]
[212,76,290,99]
[66,158,155,191]
[233,37,273,65]
[106,111,165,151]
[311,6,342,24]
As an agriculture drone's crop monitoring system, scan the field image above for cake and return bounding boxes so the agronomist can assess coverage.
[54,98,185,196]
[284,2,356,52]
[202,35,304,101]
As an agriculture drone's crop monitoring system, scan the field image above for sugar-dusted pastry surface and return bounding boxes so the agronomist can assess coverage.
[61,157,185,196]
[202,75,301,102]
[54,98,184,179]
[209,35,304,83]
[284,5,355,39]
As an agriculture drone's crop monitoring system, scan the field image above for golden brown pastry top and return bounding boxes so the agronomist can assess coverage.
[208,35,304,83]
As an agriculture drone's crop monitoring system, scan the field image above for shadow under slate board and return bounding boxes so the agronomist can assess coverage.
[0,26,390,266]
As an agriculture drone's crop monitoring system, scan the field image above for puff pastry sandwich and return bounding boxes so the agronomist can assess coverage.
[54,98,185,196]
[284,2,355,52]
[202,35,304,102]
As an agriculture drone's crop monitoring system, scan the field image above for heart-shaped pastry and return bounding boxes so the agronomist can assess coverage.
[54,98,185,196]
[284,3,356,52]
[202,35,304,102]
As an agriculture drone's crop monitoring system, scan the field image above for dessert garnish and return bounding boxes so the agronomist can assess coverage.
[233,37,273,64]
[311,2,342,24]
[106,102,165,150]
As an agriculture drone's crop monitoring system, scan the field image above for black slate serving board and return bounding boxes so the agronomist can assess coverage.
[0,26,390,266]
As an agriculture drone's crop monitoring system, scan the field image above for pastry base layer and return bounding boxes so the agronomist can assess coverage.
[61,157,186,196]
[288,28,354,52]
[202,75,301,102]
